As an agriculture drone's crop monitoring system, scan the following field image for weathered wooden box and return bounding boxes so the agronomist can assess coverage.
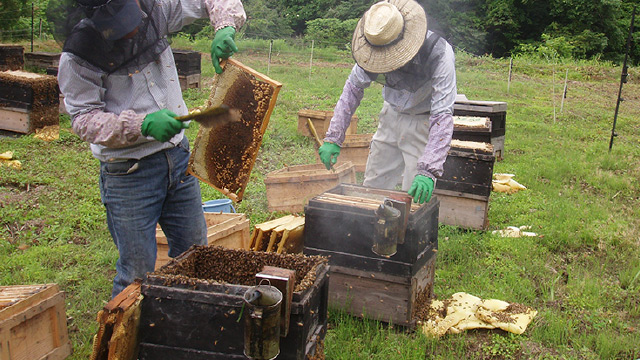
[297,109,358,138]
[172,49,201,76]
[454,99,506,160]
[139,246,329,359]
[0,70,59,134]
[304,184,439,327]
[0,45,23,71]
[314,133,372,173]
[155,212,250,270]
[0,284,72,360]
[265,162,356,213]
[24,52,61,70]
[178,73,201,91]
[434,139,495,230]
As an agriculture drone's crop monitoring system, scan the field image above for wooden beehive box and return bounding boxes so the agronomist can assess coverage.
[178,73,200,90]
[188,58,282,202]
[314,133,372,172]
[297,109,358,138]
[434,139,496,230]
[0,45,24,71]
[139,246,329,360]
[0,70,59,134]
[172,49,201,76]
[265,162,356,213]
[0,284,72,360]
[304,184,439,327]
[155,212,250,270]
[454,99,506,160]
[250,214,305,254]
[24,52,61,70]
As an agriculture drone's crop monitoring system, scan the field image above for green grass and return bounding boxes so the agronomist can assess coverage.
[1,38,639,359]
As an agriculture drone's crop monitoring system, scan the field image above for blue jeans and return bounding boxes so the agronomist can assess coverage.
[100,138,207,298]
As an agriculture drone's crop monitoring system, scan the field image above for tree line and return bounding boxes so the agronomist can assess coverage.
[1,0,638,63]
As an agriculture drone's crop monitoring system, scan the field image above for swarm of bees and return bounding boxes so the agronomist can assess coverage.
[154,246,327,293]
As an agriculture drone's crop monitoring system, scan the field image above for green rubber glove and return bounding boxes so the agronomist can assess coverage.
[141,109,188,142]
[211,26,238,74]
[408,175,435,204]
[318,142,341,170]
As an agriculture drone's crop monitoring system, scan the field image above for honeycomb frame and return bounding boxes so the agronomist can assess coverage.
[187,59,282,202]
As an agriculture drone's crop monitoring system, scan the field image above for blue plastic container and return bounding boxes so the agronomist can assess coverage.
[202,199,235,213]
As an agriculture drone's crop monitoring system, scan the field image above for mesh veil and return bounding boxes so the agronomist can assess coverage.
[48,0,169,75]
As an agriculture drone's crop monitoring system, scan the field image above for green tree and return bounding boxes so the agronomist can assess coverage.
[305,18,358,48]
[0,0,31,40]
[242,0,294,39]
[421,0,488,54]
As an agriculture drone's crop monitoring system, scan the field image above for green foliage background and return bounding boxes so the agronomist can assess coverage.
[4,0,639,63]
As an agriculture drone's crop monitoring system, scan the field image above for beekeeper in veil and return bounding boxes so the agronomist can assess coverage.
[318,0,457,204]
[50,0,246,298]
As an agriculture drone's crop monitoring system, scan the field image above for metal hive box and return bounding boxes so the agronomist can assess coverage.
[188,58,282,202]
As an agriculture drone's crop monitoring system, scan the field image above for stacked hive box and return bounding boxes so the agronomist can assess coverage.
[0,70,59,134]
[172,49,201,90]
[24,52,61,71]
[453,116,492,144]
[139,246,329,359]
[0,45,24,71]
[454,99,507,160]
[434,139,496,230]
[304,184,439,327]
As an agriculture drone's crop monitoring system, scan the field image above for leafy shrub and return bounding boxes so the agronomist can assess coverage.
[304,18,358,49]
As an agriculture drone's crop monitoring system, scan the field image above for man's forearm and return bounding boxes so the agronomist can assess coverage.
[324,79,365,146]
[416,112,453,179]
[72,109,145,148]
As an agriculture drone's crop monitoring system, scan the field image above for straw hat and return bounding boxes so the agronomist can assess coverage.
[352,0,427,73]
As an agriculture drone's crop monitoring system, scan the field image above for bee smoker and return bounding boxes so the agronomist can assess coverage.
[372,199,402,257]
[243,279,282,360]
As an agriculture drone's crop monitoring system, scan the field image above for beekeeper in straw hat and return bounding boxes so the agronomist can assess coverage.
[319,0,456,204]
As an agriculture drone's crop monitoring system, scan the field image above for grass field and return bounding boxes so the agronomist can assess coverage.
[1,38,639,359]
